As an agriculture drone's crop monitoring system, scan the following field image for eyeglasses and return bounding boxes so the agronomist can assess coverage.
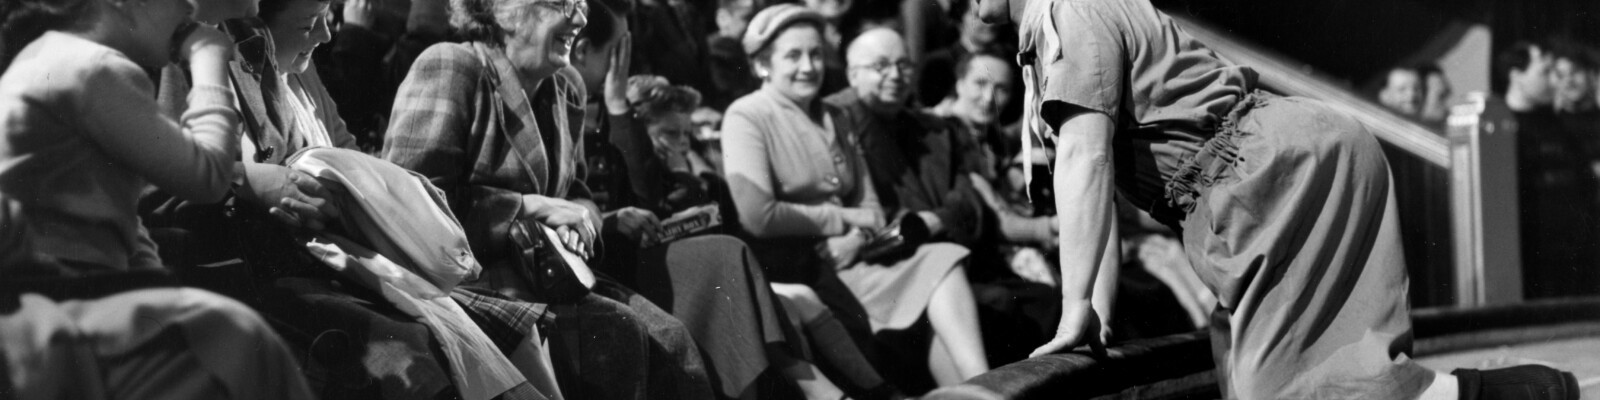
[530,0,588,19]
[852,60,914,75]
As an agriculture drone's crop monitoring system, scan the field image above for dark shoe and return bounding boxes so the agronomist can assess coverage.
[1453,364,1579,400]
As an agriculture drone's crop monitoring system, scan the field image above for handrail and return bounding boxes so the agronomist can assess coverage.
[923,296,1600,400]
[1168,14,1452,167]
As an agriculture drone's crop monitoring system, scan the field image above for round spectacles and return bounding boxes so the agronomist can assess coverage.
[532,0,588,19]
[853,60,914,75]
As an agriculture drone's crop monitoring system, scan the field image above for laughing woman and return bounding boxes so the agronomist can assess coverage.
[383,0,717,398]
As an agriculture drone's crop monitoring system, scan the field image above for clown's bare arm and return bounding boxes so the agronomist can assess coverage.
[1030,107,1121,357]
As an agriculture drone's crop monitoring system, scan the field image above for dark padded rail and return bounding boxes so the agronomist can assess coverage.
[924,331,1218,400]
[926,296,1600,400]
[1411,296,1600,356]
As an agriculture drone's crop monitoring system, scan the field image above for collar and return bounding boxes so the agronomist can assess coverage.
[222,18,275,76]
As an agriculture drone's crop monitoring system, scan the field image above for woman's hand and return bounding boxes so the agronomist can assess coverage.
[606,207,660,246]
[841,208,885,230]
[269,171,342,231]
[1029,301,1111,358]
[190,0,259,24]
[819,229,867,270]
[243,164,340,231]
[522,195,598,258]
[604,32,633,115]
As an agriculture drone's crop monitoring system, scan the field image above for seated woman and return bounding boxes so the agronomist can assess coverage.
[145,0,566,398]
[0,0,312,397]
[580,70,902,399]
[722,4,990,388]
[935,53,1063,285]
[382,0,716,398]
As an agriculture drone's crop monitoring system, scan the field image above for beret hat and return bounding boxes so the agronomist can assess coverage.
[741,4,827,56]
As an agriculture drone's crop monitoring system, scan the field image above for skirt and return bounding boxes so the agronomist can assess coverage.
[620,234,794,399]
[836,243,969,332]
[1167,92,1433,399]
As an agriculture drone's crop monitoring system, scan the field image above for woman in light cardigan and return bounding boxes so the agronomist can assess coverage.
[722,4,990,388]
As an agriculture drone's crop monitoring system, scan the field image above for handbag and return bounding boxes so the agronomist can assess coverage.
[817,212,932,267]
[856,212,932,264]
[507,218,596,304]
[473,45,595,304]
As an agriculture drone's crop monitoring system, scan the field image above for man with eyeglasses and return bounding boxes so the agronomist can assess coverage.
[823,28,1070,369]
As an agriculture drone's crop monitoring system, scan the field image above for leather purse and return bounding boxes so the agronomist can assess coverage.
[508,218,596,304]
[857,212,932,264]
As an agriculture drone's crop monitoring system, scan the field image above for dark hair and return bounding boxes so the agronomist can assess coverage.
[1551,40,1599,72]
[748,18,824,72]
[1,0,91,71]
[451,0,507,45]
[1493,41,1544,94]
[1412,62,1443,78]
[259,0,331,25]
[627,74,701,120]
[576,0,617,47]
[953,53,1009,82]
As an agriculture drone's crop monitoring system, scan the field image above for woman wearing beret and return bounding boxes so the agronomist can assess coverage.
[723,4,991,388]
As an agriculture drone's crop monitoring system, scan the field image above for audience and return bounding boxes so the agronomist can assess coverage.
[1496,41,1600,299]
[1418,63,1452,124]
[1552,43,1599,140]
[722,6,990,390]
[381,0,717,398]
[0,0,314,397]
[830,27,1074,375]
[568,6,895,398]
[1378,65,1424,116]
[900,0,961,65]
[147,0,581,396]
[7,0,1600,397]
[918,0,1019,123]
[705,0,762,110]
[1378,63,1454,127]
[316,0,451,150]
[629,0,713,103]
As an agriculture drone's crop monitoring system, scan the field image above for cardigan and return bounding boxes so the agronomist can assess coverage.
[721,86,880,239]
[0,32,239,275]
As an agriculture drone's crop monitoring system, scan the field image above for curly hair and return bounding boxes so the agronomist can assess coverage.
[449,0,511,45]
[1,0,92,71]
[627,75,702,121]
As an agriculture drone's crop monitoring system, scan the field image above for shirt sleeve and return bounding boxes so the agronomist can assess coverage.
[721,105,849,238]
[79,54,240,203]
[1037,0,1126,122]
